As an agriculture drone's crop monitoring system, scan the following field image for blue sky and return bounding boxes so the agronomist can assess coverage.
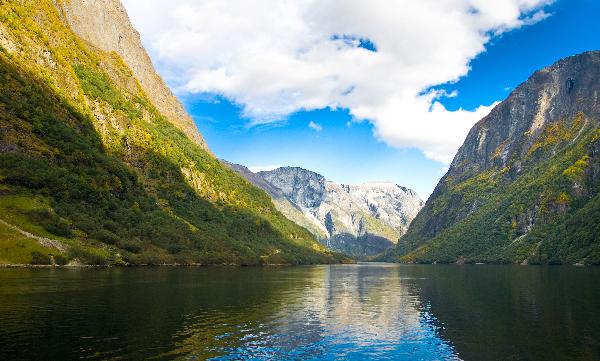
[124,0,599,200]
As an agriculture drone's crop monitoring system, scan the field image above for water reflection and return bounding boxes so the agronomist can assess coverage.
[413,265,600,361]
[168,264,458,360]
[1,265,599,360]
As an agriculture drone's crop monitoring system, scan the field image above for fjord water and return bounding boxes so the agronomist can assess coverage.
[0,265,599,360]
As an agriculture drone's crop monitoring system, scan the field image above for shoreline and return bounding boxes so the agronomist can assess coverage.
[0,262,594,268]
[0,262,348,268]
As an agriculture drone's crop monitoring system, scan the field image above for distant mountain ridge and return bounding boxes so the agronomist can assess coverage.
[383,50,600,265]
[225,164,423,258]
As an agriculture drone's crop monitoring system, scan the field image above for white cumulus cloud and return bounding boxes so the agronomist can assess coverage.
[122,0,552,164]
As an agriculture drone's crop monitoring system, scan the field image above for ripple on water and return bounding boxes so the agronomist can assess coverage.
[159,266,460,360]
[12,265,600,360]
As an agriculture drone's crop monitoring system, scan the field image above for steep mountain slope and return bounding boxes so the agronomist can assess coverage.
[226,165,423,258]
[56,0,207,149]
[222,162,330,240]
[385,51,600,265]
[0,0,343,265]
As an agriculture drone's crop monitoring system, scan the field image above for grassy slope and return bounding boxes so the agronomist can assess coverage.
[0,222,63,264]
[384,114,600,265]
[0,1,345,265]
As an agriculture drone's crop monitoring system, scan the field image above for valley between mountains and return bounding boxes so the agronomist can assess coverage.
[224,163,423,259]
[0,0,598,266]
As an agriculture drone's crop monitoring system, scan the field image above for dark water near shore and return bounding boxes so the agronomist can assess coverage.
[0,264,599,360]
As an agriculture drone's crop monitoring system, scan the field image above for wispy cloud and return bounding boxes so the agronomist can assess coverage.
[308,121,323,132]
[123,0,553,164]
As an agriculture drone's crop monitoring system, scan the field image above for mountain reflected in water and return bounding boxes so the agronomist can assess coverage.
[168,264,457,360]
[1,264,599,360]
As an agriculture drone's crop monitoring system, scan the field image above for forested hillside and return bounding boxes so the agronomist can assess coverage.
[0,0,344,265]
[382,51,600,265]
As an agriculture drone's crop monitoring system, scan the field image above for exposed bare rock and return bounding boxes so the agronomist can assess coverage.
[0,219,67,253]
[0,24,18,54]
[225,164,424,258]
[389,51,600,265]
[54,0,208,149]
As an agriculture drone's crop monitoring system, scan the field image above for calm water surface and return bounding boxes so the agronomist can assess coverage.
[0,264,599,360]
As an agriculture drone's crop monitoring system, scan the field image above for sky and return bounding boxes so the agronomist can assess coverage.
[122,0,599,200]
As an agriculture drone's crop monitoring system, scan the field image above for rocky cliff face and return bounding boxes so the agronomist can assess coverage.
[222,163,330,240]
[452,50,600,181]
[54,0,208,149]
[387,51,600,265]
[259,167,327,209]
[225,165,424,258]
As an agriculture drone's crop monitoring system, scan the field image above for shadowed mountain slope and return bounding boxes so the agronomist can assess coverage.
[382,51,600,265]
[0,0,344,265]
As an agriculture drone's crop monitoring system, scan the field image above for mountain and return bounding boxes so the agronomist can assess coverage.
[57,0,208,150]
[225,165,423,258]
[222,162,331,241]
[383,51,600,265]
[259,167,424,258]
[0,0,345,265]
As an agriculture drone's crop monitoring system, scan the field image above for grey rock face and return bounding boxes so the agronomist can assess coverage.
[55,0,208,149]
[259,167,326,208]
[450,51,600,181]
[447,51,598,214]
[394,51,600,262]
[227,165,424,258]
